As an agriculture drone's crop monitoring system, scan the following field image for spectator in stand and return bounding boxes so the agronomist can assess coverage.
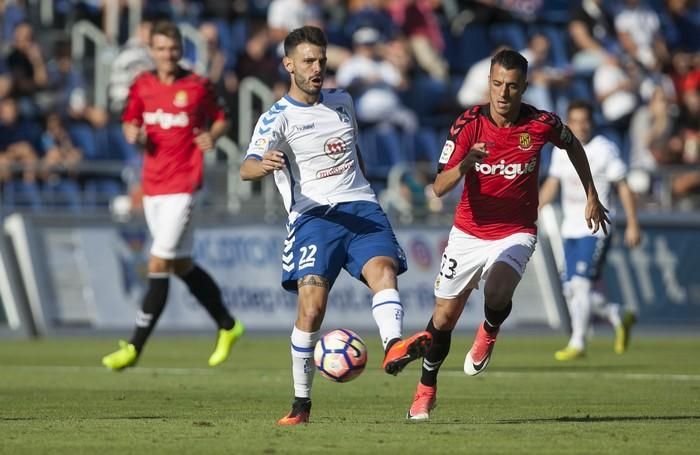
[568,0,619,72]
[677,88,700,161]
[234,21,287,99]
[521,33,571,113]
[387,0,448,81]
[593,54,639,139]
[108,17,155,165]
[345,0,399,45]
[267,0,322,47]
[672,169,700,207]
[46,39,108,161]
[5,21,47,118]
[267,0,350,69]
[458,45,509,107]
[0,96,40,184]
[660,0,700,53]
[109,18,154,120]
[198,21,227,84]
[48,39,108,130]
[0,54,10,99]
[629,85,680,171]
[336,27,417,131]
[0,0,26,45]
[670,50,700,98]
[615,0,669,71]
[460,0,543,23]
[670,87,700,207]
[40,112,83,186]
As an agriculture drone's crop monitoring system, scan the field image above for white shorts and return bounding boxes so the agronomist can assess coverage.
[143,193,197,259]
[434,227,537,299]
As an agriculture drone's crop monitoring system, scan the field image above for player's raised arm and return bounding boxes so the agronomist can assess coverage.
[563,136,610,235]
[240,151,286,181]
[433,143,488,197]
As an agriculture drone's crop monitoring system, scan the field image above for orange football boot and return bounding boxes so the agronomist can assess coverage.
[277,399,311,426]
[382,331,433,375]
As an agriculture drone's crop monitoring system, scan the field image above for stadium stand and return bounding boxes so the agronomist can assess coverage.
[0,0,699,219]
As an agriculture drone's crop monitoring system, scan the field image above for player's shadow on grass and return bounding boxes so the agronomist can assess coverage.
[497,415,700,424]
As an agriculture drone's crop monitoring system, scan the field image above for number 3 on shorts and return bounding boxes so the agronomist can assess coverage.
[439,253,457,279]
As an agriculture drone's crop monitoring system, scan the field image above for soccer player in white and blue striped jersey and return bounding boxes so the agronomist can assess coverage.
[240,26,432,425]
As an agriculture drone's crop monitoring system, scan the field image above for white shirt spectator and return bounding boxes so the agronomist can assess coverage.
[593,61,637,122]
[457,55,491,107]
[267,0,321,34]
[614,4,660,68]
[109,37,154,115]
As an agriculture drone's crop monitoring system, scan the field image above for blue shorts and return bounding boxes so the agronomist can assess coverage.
[281,201,407,291]
[563,236,611,282]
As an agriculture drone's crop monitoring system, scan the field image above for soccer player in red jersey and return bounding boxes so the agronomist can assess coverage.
[102,21,244,371]
[406,49,610,420]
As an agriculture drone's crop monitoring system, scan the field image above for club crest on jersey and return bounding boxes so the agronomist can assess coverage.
[518,132,532,151]
[173,90,188,108]
[335,106,351,123]
[324,137,348,160]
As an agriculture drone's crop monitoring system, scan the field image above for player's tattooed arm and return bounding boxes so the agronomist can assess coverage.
[298,275,329,289]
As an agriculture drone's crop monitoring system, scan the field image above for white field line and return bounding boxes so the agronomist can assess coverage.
[3,365,215,375]
[442,370,700,381]
[4,366,700,381]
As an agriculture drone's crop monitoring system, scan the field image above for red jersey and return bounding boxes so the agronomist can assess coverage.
[438,103,574,240]
[122,69,225,195]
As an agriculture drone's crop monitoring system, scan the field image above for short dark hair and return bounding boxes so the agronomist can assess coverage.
[284,26,327,56]
[150,20,182,46]
[567,99,594,119]
[490,49,528,76]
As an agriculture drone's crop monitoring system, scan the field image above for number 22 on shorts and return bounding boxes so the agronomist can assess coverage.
[298,244,317,270]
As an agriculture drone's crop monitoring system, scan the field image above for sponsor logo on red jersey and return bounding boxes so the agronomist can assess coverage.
[474,157,538,180]
[143,109,189,129]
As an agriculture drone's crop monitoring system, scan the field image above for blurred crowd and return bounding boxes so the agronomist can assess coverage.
[0,0,699,214]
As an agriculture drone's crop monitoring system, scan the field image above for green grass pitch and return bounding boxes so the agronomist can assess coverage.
[1,333,699,454]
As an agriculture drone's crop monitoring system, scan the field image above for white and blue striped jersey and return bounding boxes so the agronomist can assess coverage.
[549,135,627,239]
[245,89,377,219]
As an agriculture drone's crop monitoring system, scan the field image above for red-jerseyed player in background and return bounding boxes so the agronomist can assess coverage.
[406,49,610,420]
[102,21,244,371]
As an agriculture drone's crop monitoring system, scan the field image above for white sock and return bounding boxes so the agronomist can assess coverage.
[568,276,592,351]
[591,290,622,328]
[372,289,404,350]
[290,326,320,399]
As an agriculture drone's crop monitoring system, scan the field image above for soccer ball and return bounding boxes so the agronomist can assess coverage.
[314,329,368,383]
